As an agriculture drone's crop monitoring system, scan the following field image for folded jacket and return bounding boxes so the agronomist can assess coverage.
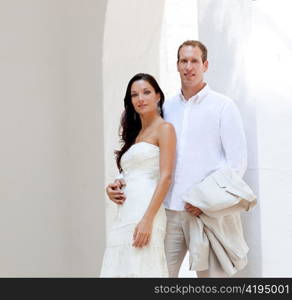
[181,166,257,275]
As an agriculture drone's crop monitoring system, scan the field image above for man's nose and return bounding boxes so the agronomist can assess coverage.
[186,61,192,70]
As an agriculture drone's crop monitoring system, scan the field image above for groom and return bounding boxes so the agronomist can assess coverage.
[106,40,247,277]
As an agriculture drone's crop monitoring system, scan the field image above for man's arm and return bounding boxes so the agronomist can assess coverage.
[220,100,247,177]
[105,176,126,205]
[186,100,247,217]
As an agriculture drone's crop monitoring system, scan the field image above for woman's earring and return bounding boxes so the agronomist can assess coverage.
[156,99,161,114]
[157,101,161,114]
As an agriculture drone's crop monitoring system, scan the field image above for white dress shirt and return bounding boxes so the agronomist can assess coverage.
[163,84,247,211]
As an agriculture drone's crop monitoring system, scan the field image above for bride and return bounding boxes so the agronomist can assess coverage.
[100,73,176,277]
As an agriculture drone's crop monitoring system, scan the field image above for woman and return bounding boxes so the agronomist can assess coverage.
[100,73,176,277]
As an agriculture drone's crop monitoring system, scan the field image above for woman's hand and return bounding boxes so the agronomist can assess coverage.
[132,218,153,248]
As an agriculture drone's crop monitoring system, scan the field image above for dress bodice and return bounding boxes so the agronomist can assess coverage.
[121,142,160,182]
[114,142,164,226]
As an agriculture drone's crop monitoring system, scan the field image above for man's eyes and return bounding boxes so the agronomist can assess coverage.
[180,60,198,63]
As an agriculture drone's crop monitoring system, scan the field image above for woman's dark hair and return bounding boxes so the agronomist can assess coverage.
[115,73,165,172]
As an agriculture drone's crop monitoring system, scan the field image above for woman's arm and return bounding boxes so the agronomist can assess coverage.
[132,122,176,248]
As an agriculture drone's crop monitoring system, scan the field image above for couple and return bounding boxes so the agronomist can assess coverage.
[100,40,248,278]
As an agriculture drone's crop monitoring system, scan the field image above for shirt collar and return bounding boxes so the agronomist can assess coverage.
[179,83,210,104]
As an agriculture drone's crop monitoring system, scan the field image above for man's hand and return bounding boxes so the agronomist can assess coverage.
[185,203,203,217]
[105,179,126,205]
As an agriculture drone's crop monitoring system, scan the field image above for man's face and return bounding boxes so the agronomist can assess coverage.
[177,45,208,87]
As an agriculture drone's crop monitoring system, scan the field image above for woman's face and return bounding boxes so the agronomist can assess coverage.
[130,80,160,116]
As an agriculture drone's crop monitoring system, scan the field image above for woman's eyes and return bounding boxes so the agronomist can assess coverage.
[131,91,151,97]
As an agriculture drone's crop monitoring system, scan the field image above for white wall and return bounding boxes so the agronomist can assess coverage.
[246,0,292,277]
[159,0,199,99]
[198,0,292,277]
[0,0,106,276]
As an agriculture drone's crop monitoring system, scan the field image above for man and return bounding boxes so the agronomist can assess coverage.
[106,40,247,277]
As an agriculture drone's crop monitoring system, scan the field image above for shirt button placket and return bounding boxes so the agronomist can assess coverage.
[177,103,190,180]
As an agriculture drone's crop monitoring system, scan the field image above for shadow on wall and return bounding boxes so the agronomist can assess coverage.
[198,0,262,277]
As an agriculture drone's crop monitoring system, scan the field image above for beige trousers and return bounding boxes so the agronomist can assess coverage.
[164,209,228,278]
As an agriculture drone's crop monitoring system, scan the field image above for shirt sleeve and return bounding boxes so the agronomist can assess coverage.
[220,100,247,177]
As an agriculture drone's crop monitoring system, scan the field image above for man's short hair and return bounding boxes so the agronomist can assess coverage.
[177,40,208,63]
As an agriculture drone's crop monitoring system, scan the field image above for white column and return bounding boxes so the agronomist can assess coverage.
[64,0,107,276]
[0,0,107,276]
[102,0,165,232]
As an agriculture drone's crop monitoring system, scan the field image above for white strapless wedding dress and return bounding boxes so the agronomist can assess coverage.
[100,142,168,277]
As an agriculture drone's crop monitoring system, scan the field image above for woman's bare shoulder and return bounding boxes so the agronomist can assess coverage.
[157,121,176,142]
[157,121,175,131]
